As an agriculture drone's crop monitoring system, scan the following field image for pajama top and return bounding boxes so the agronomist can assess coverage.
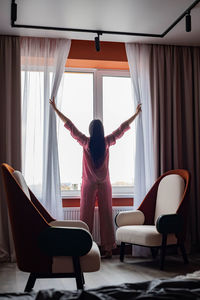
[64,119,130,184]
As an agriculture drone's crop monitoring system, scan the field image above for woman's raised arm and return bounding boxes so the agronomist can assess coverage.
[50,97,88,146]
[126,103,142,125]
[105,103,142,147]
[49,97,69,123]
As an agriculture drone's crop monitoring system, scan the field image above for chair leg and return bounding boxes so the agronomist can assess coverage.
[179,242,189,264]
[81,273,85,285]
[120,242,125,262]
[151,247,159,259]
[160,234,167,270]
[72,256,84,290]
[24,273,36,292]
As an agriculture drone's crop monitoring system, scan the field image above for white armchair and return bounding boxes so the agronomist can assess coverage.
[115,169,190,270]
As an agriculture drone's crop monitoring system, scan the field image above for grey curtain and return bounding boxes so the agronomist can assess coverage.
[0,36,21,261]
[149,45,200,249]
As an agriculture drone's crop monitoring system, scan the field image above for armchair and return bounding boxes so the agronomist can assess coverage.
[115,169,190,270]
[1,163,101,291]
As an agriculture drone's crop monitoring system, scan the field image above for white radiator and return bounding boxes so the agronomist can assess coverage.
[63,206,133,245]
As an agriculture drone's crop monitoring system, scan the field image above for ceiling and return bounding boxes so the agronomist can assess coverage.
[1,0,200,46]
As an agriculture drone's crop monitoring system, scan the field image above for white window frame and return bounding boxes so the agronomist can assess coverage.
[62,68,134,199]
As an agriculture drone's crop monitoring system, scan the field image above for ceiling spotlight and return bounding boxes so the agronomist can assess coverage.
[185,11,191,32]
[95,33,101,52]
[11,0,17,25]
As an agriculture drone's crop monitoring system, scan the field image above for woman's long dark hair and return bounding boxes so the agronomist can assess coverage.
[89,119,106,168]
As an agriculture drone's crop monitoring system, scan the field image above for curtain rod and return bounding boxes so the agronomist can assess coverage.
[11,0,200,38]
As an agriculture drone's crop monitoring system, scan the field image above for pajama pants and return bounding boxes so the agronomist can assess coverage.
[80,179,116,251]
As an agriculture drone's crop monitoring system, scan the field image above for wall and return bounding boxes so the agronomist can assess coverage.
[66,39,129,70]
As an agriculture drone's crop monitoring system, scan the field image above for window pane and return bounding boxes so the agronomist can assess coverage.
[103,76,135,186]
[58,72,93,191]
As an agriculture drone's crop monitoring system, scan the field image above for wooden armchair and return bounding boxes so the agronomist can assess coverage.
[1,163,101,291]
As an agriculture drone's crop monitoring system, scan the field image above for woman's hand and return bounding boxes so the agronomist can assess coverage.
[49,97,68,123]
[136,103,142,115]
[49,96,56,110]
[126,103,142,125]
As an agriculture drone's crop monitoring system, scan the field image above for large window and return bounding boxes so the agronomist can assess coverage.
[21,68,135,198]
[58,69,135,197]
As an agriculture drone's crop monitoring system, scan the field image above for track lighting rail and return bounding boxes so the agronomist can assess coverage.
[11,0,200,38]
[11,0,199,51]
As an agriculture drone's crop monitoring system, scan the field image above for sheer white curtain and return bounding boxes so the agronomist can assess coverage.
[126,43,155,208]
[21,37,71,219]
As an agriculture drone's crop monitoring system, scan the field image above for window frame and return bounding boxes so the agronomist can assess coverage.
[61,67,134,198]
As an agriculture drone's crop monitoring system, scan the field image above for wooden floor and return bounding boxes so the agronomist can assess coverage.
[1,254,200,293]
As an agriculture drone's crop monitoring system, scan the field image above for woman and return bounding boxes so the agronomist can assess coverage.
[50,97,141,257]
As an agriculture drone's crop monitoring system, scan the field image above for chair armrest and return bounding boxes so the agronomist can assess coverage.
[49,220,89,231]
[38,226,93,256]
[115,210,145,227]
[156,214,183,234]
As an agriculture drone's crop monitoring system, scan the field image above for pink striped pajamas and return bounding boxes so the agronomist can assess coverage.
[64,119,130,251]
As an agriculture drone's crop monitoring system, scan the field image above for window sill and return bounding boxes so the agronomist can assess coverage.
[62,197,133,207]
[62,194,134,199]
[61,186,134,207]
